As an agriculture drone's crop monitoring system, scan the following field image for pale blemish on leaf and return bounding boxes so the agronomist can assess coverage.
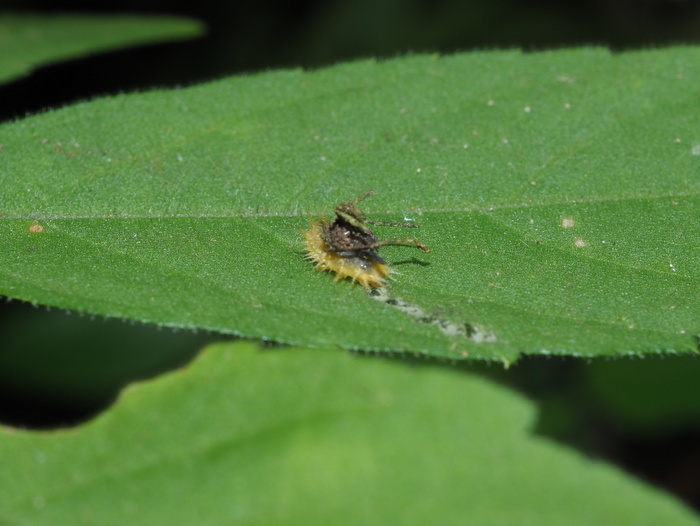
[28,224,44,233]
[561,218,575,229]
[369,287,497,345]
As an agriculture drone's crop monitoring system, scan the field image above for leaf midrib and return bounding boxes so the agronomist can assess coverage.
[1,190,697,221]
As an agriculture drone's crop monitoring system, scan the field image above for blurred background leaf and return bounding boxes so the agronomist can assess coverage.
[0,13,202,84]
[1,342,698,525]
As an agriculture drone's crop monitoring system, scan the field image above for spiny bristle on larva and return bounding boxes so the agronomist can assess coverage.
[302,219,389,289]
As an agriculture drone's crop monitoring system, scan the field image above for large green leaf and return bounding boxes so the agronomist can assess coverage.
[0,342,697,525]
[0,13,203,84]
[1,47,699,362]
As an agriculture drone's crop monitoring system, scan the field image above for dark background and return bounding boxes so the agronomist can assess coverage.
[2,0,700,511]
[4,0,700,121]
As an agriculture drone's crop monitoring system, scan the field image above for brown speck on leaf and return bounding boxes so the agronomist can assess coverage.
[29,224,44,233]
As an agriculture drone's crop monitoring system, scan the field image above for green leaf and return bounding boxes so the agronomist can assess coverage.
[0,13,203,84]
[1,47,699,361]
[0,342,697,525]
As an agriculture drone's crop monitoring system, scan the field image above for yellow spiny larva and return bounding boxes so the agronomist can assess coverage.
[301,191,429,289]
